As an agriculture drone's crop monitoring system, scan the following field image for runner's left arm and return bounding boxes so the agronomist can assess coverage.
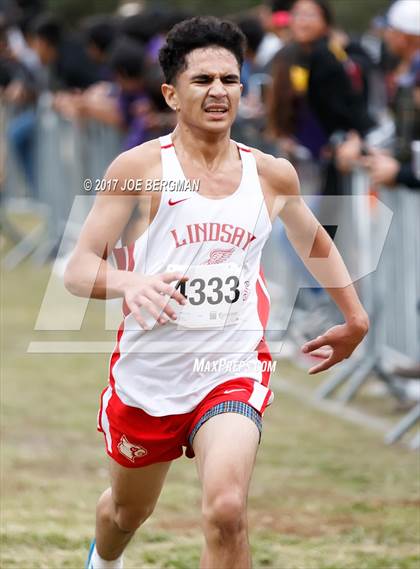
[259,155,369,374]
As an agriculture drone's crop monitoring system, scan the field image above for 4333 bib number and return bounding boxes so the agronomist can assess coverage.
[167,262,243,328]
[176,275,240,306]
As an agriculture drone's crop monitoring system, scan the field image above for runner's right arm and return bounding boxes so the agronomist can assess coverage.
[64,147,187,328]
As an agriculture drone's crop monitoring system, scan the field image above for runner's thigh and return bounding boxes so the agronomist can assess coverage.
[109,458,172,514]
[192,413,260,500]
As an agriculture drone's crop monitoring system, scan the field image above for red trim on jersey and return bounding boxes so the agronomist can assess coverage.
[256,272,270,329]
[257,337,271,388]
[113,247,127,271]
[237,146,251,153]
[161,143,174,149]
[127,243,135,271]
[120,244,135,316]
[109,322,124,390]
[256,267,272,388]
[110,242,136,386]
[97,386,108,432]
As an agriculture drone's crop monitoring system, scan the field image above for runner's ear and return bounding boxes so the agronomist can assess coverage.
[161,83,179,112]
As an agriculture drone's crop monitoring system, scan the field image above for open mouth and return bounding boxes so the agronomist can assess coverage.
[204,106,229,115]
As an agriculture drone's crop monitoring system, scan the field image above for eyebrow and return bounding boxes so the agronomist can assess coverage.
[190,73,240,81]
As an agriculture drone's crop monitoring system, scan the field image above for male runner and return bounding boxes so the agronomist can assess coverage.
[64,16,369,569]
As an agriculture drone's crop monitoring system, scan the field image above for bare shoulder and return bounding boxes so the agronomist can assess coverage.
[249,147,300,197]
[71,139,163,254]
[104,138,162,192]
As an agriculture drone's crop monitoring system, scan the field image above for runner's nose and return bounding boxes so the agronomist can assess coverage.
[208,78,228,98]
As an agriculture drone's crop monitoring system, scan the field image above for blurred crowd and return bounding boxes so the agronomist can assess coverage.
[1,0,419,198]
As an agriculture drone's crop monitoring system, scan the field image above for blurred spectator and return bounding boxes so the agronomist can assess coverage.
[8,11,100,191]
[28,13,98,90]
[359,16,398,119]
[145,10,193,66]
[120,8,167,51]
[237,15,265,96]
[271,9,292,47]
[52,15,119,123]
[0,21,14,89]
[234,15,270,145]
[52,12,180,151]
[108,37,162,150]
[5,0,42,75]
[363,0,420,190]
[331,27,373,108]
[268,0,375,194]
[2,11,41,197]
[137,9,193,113]
[255,1,291,67]
[82,14,118,82]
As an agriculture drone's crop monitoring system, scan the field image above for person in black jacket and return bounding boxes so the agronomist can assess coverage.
[268,0,375,194]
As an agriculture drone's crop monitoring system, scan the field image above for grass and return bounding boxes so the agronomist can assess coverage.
[1,251,420,568]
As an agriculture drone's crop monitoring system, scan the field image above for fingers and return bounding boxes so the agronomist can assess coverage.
[303,340,336,373]
[301,334,329,354]
[308,353,340,374]
[308,347,332,359]
[124,272,191,329]
[146,290,178,321]
[135,295,166,326]
[128,285,186,328]
[155,282,187,306]
[126,299,150,330]
[126,295,172,329]
[160,272,189,284]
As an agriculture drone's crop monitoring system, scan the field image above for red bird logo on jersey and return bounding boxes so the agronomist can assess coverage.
[205,247,235,265]
[117,435,148,462]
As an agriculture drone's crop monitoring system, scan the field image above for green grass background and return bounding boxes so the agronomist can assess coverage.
[1,254,419,569]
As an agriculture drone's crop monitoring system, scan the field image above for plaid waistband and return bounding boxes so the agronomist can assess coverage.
[188,400,263,448]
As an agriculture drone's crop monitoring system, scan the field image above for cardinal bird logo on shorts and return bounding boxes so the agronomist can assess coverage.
[205,247,235,265]
[117,435,148,462]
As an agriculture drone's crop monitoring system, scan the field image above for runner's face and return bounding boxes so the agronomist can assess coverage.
[172,47,242,132]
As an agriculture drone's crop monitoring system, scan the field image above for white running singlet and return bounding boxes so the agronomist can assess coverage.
[108,133,273,416]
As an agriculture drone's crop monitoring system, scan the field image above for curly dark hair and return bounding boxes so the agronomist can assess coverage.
[159,16,246,84]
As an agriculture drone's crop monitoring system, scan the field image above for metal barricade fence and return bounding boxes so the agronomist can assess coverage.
[377,187,420,360]
[2,97,122,267]
[313,170,419,447]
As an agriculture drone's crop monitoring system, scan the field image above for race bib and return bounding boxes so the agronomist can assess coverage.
[167,263,244,329]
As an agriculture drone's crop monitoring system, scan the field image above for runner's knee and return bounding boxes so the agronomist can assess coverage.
[202,490,247,539]
[113,503,154,533]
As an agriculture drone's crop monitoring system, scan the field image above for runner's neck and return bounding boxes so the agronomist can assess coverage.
[171,124,235,171]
